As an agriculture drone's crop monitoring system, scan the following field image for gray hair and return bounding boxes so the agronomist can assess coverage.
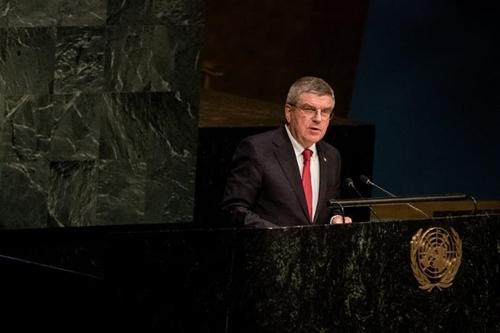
[286,76,335,105]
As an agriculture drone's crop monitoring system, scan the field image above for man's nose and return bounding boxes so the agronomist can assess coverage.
[312,110,322,121]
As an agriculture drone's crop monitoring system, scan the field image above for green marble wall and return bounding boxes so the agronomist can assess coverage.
[0,1,202,228]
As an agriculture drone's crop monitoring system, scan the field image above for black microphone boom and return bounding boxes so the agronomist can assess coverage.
[360,175,397,197]
[359,175,430,218]
[345,178,381,222]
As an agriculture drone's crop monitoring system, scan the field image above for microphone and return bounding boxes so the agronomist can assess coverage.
[345,178,381,222]
[359,175,430,218]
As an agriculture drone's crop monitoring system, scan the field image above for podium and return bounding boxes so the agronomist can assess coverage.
[109,214,499,331]
[0,214,498,330]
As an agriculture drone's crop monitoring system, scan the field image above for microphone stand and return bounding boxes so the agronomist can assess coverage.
[367,180,430,218]
[360,175,430,218]
[328,194,471,217]
[467,195,478,215]
[345,178,382,222]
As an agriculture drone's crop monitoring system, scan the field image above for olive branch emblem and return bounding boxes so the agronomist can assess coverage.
[410,227,462,292]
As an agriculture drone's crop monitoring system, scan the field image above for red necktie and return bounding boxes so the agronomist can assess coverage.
[302,149,313,222]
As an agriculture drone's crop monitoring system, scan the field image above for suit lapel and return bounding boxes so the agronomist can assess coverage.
[273,127,310,221]
[314,142,328,224]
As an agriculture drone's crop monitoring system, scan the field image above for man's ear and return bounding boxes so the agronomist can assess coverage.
[284,105,291,124]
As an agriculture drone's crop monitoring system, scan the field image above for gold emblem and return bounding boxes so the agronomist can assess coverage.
[410,227,462,291]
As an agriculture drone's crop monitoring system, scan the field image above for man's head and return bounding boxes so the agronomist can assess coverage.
[285,76,335,148]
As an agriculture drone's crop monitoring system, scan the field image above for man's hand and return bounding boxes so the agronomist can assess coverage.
[330,215,353,224]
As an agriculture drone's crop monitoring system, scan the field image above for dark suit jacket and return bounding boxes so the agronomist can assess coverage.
[221,126,341,227]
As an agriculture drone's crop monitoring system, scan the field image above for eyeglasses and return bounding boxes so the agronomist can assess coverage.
[288,103,333,120]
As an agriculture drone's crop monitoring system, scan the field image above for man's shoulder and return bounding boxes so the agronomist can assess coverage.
[243,127,285,145]
[318,139,340,157]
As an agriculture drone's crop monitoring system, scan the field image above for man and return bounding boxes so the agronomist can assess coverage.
[221,76,352,227]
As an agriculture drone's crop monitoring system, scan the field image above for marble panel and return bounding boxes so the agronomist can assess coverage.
[98,92,151,160]
[106,216,500,331]
[7,1,59,27]
[104,24,199,94]
[1,94,60,161]
[0,94,6,158]
[0,0,201,229]
[493,222,500,332]
[48,160,98,227]
[49,93,101,160]
[0,27,55,95]
[3,0,107,27]
[55,27,105,93]
[95,159,146,225]
[153,0,203,26]
[144,92,197,224]
[0,161,49,228]
[0,29,5,92]
[164,23,201,104]
[0,1,7,27]
[58,0,107,26]
[426,219,498,332]
[106,0,153,26]
[227,221,479,332]
[228,227,343,332]
[107,0,202,27]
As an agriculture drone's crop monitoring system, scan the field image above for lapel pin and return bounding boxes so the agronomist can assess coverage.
[323,157,327,162]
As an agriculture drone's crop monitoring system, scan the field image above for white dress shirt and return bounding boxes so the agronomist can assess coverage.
[285,125,320,220]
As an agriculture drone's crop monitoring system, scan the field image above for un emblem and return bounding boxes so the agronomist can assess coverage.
[410,227,462,291]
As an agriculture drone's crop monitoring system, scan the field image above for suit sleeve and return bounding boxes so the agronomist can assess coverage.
[328,150,343,218]
[220,139,277,228]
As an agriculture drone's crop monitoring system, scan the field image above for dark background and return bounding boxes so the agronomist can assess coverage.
[351,1,500,199]
[202,0,369,118]
[202,0,500,200]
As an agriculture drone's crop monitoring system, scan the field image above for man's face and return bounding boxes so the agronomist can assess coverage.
[285,92,334,148]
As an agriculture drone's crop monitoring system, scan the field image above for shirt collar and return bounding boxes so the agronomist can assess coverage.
[285,125,317,158]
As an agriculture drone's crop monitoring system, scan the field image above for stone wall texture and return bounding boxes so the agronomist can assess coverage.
[0,0,202,228]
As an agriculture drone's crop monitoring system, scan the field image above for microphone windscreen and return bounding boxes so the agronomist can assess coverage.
[359,175,370,184]
[345,178,355,188]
